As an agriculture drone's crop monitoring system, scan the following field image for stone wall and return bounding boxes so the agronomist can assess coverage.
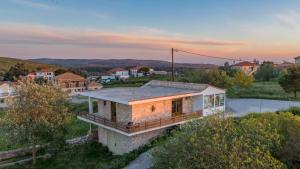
[132,100,172,123]
[97,100,131,123]
[116,103,132,123]
[97,126,165,155]
[182,97,193,114]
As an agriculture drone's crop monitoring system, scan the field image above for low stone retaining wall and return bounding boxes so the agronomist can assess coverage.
[0,135,93,167]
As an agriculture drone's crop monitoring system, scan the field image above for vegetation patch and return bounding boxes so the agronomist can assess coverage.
[152,112,300,169]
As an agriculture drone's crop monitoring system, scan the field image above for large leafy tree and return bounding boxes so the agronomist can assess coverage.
[152,114,285,169]
[1,80,69,164]
[255,61,279,81]
[233,70,254,88]
[4,63,29,81]
[279,65,300,98]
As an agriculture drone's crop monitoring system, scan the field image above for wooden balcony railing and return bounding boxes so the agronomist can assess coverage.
[77,111,203,133]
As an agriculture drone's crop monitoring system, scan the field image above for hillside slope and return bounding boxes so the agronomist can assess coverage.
[30,58,217,70]
[0,57,55,74]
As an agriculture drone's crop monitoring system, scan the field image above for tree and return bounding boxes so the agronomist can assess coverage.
[255,61,278,81]
[279,65,300,98]
[1,80,69,164]
[4,63,29,81]
[54,68,68,76]
[233,70,254,88]
[138,67,150,75]
[152,114,285,169]
[34,77,47,84]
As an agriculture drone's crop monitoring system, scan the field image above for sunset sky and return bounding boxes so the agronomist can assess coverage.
[0,0,299,64]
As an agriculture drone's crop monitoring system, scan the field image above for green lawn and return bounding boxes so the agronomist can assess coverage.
[227,81,300,101]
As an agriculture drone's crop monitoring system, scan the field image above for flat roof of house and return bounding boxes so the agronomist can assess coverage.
[81,86,201,105]
[81,80,225,105]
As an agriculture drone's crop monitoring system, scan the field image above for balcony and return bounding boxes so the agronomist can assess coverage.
[77,111,203,134]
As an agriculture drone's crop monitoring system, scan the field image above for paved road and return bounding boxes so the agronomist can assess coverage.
[226,98,300,116]
[122,98,300,169]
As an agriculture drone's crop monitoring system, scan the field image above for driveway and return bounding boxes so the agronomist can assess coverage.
[226,98,300,117]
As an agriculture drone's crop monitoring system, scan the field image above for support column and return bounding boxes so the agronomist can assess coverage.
[89,96,93,114]
[88,96,93,133]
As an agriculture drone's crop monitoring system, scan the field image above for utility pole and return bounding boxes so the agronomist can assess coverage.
[172,48,174,81]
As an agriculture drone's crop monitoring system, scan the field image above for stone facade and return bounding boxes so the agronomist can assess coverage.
[132,100,172,123]
[97,100,132,124]
[98,126,165,155]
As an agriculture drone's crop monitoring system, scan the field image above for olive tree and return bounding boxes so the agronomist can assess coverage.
[2,80,69,164]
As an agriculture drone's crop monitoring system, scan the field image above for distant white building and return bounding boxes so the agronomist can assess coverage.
[35,69,54,81]
[129,66,144,77]
[0,82,14,107]
[150,70,168,75]
[108,68,129,80]
[101,75,116,83]
[295,56,300,64]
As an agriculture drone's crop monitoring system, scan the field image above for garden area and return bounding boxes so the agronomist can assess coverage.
[227,81,300,101]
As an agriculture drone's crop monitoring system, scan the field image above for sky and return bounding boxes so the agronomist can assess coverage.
[0,0,300,64]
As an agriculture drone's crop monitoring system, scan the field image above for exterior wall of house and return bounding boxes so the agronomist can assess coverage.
[132,99,172,123]
[97,100,132,124]
[296,58,300,64]
[192,95,203,113]
[97,126,165,155]
[36,72,54,81]
[201,86,226,116]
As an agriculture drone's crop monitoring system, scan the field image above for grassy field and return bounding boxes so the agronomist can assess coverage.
[227,81,300,101]
[0,57,55,74]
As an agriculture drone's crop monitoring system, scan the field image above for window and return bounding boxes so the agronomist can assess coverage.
[215,94,225,107]
[103,101,106,106]
[204,95,214,109]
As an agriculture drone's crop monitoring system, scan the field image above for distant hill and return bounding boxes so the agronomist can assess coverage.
[0,57,55,74]
[30,58,217,72]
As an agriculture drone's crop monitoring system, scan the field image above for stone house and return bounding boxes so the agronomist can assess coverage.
[77,80,225,154]
[232,61,259,75]
[53,72,87,95]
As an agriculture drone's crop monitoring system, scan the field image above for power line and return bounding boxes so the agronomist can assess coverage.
[174,48,245,62]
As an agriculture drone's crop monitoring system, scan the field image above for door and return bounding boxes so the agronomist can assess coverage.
[111,102,117,122]
[172,99,183,116]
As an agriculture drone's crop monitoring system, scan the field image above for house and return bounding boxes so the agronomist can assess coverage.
[27,72,36,81]
[35,69,54,81]
[295,56,300,64]
[108,68,129,80]
[77,80,225,154]
[53,72,87,95]
[232,61,259,75]
[101,74,116,83]
[0,82,14,107]
[87,81,103,91]
[129,66,144,77]
[275,61,294,70]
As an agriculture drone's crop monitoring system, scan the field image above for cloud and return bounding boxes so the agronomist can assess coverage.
[12,0,56,10]
[276,11,299,27]
[0,24,248,50]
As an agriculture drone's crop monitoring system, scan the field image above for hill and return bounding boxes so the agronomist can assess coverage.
[30,58,217,72]
[0,57,55,74]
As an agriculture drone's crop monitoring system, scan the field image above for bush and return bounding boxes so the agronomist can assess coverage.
[152,114,285,169]
[152,113,300,169]
[277,106,300,116]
